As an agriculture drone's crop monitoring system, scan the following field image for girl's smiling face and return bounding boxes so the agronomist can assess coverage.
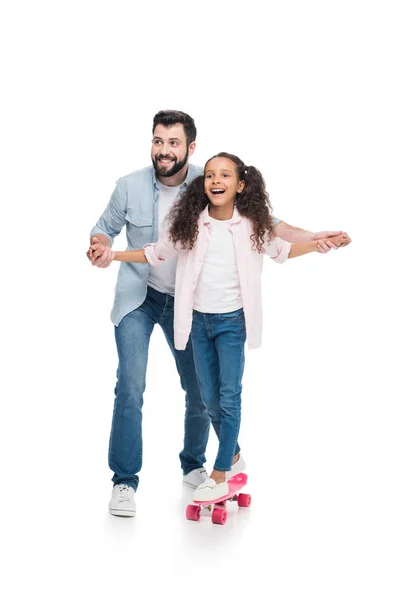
[204,157,245,208]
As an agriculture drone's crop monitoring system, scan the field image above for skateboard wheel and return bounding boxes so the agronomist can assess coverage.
[238,493,251,507]
[186,505,201,521]
[212,507,227,525]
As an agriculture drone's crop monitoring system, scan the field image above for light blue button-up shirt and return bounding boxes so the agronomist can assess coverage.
[91,163,203,325]
[91,163,280,326]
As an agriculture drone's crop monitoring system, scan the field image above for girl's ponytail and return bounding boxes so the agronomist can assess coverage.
[236,164,275,252]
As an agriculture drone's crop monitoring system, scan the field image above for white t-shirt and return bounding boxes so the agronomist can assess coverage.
[147,181,180,295]
[193,216,243,313]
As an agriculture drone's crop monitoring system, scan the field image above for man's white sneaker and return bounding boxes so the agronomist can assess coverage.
[193,478,229,502]
[108,484,136,517]
[182,468,208,489]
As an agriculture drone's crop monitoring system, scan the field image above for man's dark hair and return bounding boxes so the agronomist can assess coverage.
[152,110,197,146]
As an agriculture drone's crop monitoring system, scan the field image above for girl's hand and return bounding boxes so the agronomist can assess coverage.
[317,232,351,251]
[313,230,342,253]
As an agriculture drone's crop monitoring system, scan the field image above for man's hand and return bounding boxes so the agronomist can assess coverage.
[317,232,352,252]
[87,237,114,268]
[313,230,352,253]
[87,236,105,261]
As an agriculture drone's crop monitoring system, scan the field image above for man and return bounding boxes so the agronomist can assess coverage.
[88,110,345,517]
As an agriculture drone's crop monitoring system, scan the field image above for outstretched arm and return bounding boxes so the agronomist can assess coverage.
[112,249,148,263]
[274,220,351,252]
[288,232,350,258]
[88,231,179,268]
[111,237,179,263]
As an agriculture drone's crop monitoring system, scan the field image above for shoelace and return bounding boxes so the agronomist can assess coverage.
[115,484,131,502]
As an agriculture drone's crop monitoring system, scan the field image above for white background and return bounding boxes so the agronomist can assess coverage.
[1,1,399,598]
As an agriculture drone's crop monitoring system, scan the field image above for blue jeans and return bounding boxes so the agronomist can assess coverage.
[109,286,210,490]
[191,309,246,472]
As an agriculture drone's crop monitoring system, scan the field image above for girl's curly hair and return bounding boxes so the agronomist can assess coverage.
[167,152,275,252]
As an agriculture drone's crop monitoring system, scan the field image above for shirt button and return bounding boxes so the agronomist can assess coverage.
[136,221,140,225]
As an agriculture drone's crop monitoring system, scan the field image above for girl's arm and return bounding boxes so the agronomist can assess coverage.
[113,250,147,263]
[288,232,350,258]
[111,232,180,265]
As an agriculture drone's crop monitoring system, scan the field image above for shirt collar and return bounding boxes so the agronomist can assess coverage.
[202,204,242,225]
[152,164,191,190]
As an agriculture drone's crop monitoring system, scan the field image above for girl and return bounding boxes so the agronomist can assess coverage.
[100,152,350,502]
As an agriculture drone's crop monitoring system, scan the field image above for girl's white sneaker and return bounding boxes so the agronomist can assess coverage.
[192,456,247,502]
[192,478,229,502]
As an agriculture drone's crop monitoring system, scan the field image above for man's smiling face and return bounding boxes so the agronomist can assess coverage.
[151,124,194,178]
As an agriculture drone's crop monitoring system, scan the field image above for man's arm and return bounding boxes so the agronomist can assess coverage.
[288,232,350,258]
[90,233,111,247]
[274,220,346,252]
[88,182,127,264]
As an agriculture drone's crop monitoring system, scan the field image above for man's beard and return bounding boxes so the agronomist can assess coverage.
[152,149,189,178]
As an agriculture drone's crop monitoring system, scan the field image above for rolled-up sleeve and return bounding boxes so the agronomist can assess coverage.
[90,182,127,246]
[272,216,281,226]
[264,236,291,263]
[144,233,179,266]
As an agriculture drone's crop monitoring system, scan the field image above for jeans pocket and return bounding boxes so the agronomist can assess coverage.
[218,309,244,321]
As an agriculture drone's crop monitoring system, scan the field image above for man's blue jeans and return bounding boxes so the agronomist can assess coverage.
[191,309,246,472]
[109,286,210,491]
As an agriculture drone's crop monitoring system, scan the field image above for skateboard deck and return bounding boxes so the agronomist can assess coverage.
[186,472,251,525]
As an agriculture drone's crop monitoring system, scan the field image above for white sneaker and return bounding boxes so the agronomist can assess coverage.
[226,455,246,481]
[108,484,136,517]
[193,478,229,503]
[182,467,208,489]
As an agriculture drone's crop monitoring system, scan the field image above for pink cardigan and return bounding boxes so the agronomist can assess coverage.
[144,206,291,350]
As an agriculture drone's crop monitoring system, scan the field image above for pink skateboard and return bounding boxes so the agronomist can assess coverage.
[186,473,251,525]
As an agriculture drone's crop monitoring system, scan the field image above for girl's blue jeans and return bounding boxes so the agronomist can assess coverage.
[191,308,246,472]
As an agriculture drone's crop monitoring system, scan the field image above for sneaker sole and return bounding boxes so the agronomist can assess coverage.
[109,508,136,517]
